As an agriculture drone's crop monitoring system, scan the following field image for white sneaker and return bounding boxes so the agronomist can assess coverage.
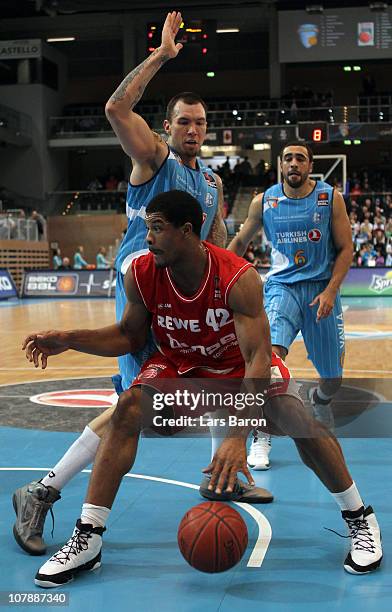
[34,520,105,588]
[308,386,335,431]
[247,433,271,470]
[342,506,383,574]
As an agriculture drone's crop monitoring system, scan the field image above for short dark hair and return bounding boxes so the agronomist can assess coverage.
[146,190,203,237]
[280,142,314,163]
[166,92,208,122]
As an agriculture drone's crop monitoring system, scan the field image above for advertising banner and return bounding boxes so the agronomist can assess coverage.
[0,269,18,300]
[22,270,115,298]
[340,268,392,297]
[20,267,392,299]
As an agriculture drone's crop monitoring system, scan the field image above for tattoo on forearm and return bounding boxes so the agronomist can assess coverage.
[110,50,170,108]
[208,217,228,248]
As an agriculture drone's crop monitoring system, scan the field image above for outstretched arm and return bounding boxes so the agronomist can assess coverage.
[22,272,150,369]
[105,11,183,169]
[203,268,271,494]
[227,193,263,256]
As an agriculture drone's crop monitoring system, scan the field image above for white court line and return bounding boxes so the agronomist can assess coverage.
[0,467,271,568]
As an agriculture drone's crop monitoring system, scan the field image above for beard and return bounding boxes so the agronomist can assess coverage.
[285,172,307,188]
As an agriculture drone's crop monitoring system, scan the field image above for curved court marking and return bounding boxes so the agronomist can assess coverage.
[0,375,116,388]
[0,467,272,568]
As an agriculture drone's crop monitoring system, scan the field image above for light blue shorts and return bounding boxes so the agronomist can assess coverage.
[264,279,345,378]
[113,269,156,394]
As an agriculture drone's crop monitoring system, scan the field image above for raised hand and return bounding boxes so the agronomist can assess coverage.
[22,331,70,369]
[160,11,184,58]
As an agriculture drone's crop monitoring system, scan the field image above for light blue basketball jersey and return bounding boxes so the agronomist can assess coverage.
[113,145,219,393]
[116,146,219,276]
[262,180,336,284]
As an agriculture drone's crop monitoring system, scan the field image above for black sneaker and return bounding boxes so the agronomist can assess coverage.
[199,475,273,503]
[35,520,105,588]
[13,481,61,555]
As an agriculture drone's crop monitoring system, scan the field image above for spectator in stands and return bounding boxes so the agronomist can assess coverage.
[254,158,266,185]
[222,156,231,174]
[373,217,385,238]
[350,182,362,197]
[386,252,392,266]
[363,197,373,212]
[374,207,386,225]
[73,246,89,269]
[349,199,360,217]
[87,177,103,190]
[31,210,46,241]
[239,156,253,185]
[105,175,118,190]
[96,246,111,269]
[117,178,128,192]
[365,244,377,267]
[349,212,360,241]
[360,217,373,241]
[375,246,385,267]
[385,218,392,240]
[233,158,242,187]
[60,257,72,270]
[53,248,62,270]
[384,195,392,218]
[5,213,17,239]
[373,228,386,250]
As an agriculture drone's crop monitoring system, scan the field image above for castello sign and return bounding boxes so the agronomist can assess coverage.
[0,40,42,59]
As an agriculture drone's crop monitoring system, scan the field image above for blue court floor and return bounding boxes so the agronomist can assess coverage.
[0,429,390,612]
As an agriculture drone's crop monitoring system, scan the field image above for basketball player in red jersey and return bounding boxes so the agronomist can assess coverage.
[23,191,382,587]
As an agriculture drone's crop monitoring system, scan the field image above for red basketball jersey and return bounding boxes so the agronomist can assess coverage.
[131,242,253,374]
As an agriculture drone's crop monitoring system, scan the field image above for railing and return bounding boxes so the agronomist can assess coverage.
[0,215,38,241]
[47,190,127,215]
[49,104,392,138]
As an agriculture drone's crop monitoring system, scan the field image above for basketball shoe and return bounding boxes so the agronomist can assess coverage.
[199,474,273,503]
[308,387,335,431]
[35,520,105,588]
[342,506,382,574]
[247,433,272,470]
[13,481,61,555]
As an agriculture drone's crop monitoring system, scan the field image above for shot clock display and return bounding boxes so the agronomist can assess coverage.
[297,122,329,143]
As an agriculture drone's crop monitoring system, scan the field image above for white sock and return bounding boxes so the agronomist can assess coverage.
[41,426,100,491]
[81,503,110,528]
[209,410,230,461]
[332,482,364,512]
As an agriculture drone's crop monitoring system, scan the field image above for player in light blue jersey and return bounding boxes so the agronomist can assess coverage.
[12,12,270,556]
[229,142,353,469]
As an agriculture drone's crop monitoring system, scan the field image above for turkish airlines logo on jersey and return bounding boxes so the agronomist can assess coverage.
[202,172,217,189]
[29,389,117,408]
[308,228,322,242]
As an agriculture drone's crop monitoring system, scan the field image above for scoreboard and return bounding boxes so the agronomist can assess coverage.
[147,19,216,61]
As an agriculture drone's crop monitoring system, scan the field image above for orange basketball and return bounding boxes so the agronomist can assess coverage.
[177,502,248,573]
